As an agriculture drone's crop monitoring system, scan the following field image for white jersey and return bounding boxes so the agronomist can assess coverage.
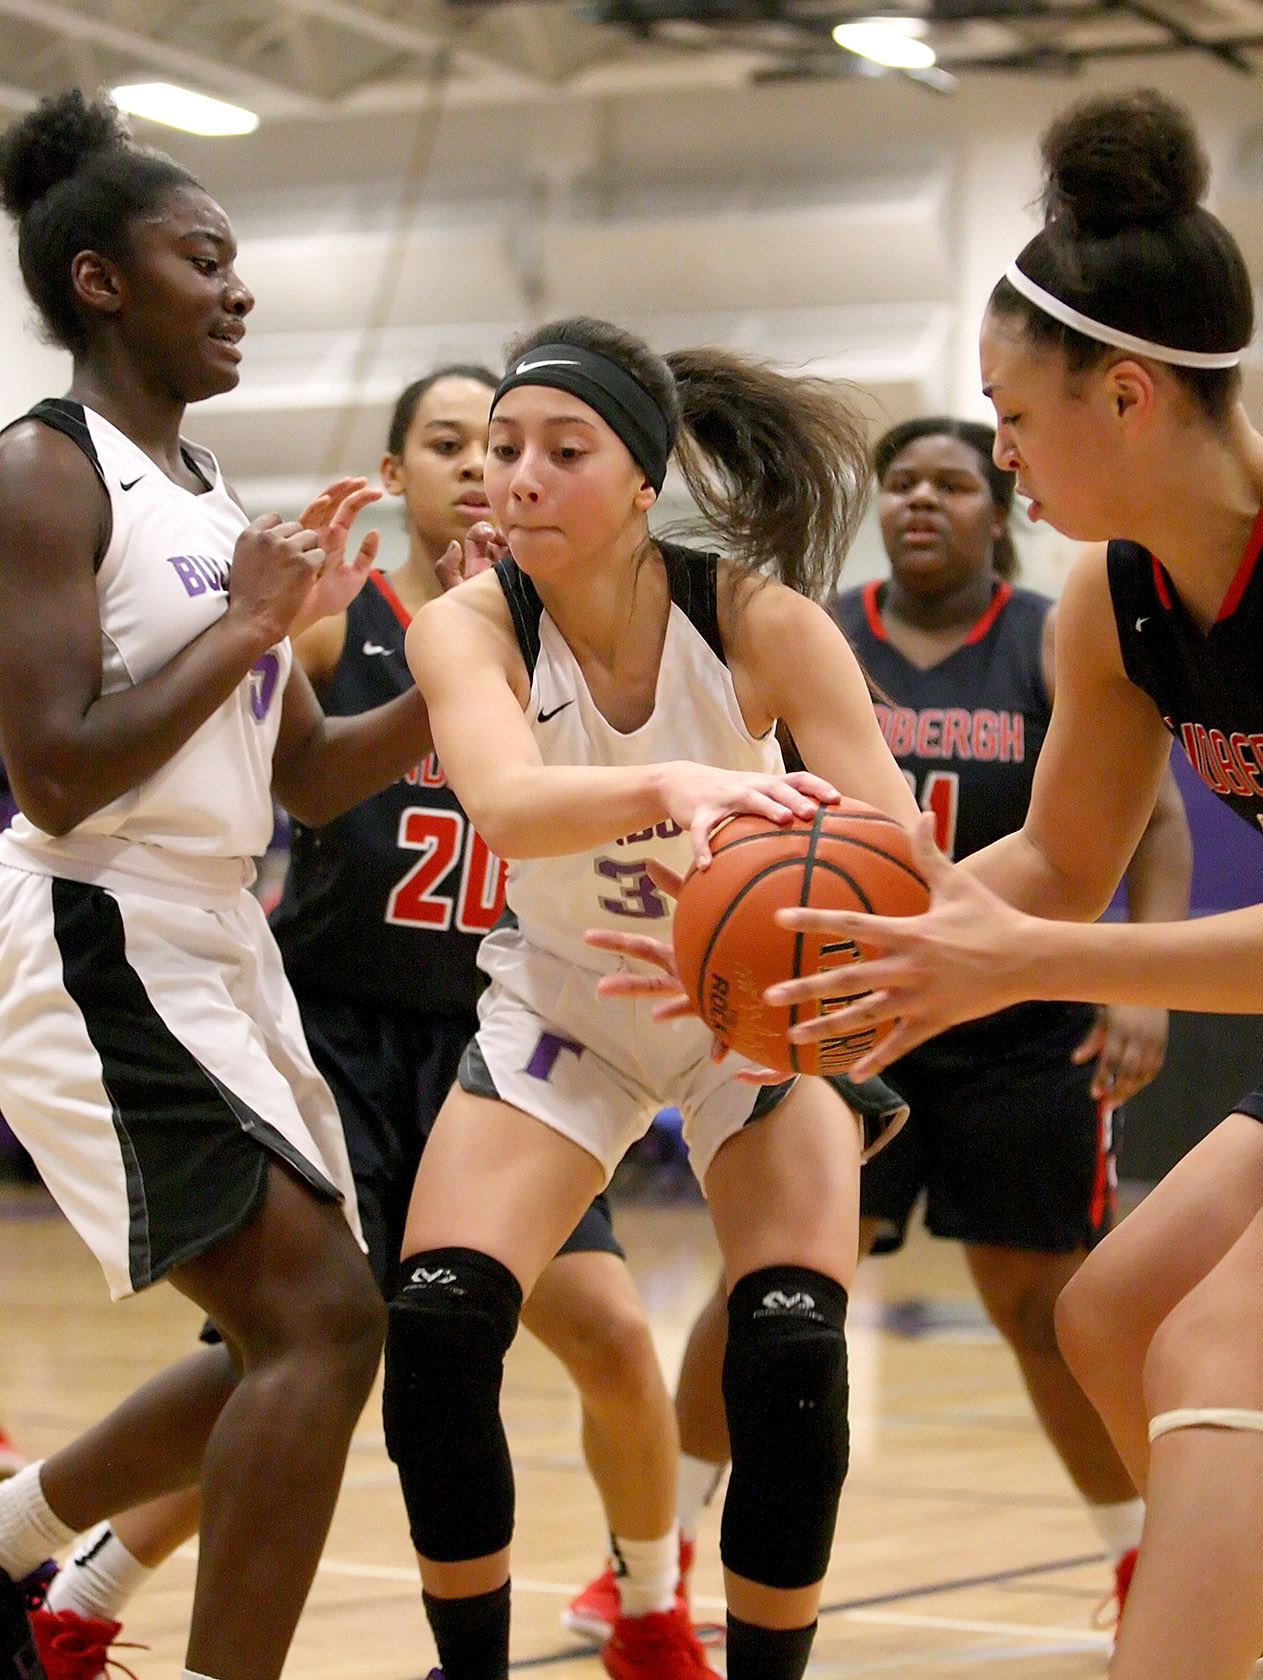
[3,399,290,871]
[493,545,783,970]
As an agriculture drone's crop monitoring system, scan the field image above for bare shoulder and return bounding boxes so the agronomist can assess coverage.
[406,570,526,700]
[0,419,108,572]
[718,566,833,654]
[1057,544,1121,659]
[1047,542,1142,709]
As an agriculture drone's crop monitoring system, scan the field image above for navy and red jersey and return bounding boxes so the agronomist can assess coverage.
[831,578,1092,1057]
[1108,508,1263,835]
[830,580,1052,861]
[270,572,507,1013]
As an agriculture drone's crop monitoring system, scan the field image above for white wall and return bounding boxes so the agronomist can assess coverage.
[1,226,70,417]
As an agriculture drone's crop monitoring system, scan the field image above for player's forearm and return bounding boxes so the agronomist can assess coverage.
[13,611,276,836]
[276,689,434,826]
[961,831,1118,923]
[1028,908,1263,1013]
[1122,773,1193,924]
[462,763,673,860]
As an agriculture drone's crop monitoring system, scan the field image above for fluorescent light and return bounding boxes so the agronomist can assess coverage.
[832,19,937,68]
[112,83,259,137]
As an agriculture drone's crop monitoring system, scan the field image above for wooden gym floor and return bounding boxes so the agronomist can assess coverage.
[0,1183,1120,1678]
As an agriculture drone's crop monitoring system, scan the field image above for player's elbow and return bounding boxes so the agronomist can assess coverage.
[464,808,529,860]
[14,772,92,837]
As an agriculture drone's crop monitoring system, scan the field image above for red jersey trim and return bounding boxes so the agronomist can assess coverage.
[1150,555,1172,610]
[863,578,1012,645]
[1216,505,1263,624]
[967,577,1014,641]
[862,580,886,640]
[369,568,412,631]
[964,580,1013,644]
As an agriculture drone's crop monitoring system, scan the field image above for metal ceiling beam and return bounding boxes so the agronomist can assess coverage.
[0,0,324,112]
[276,0,544,90]
[1120,1,1255,71]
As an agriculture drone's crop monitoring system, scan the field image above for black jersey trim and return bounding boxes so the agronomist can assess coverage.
[369,568,413,631]
[8,399,112,569]
[49,878,338,1290]
[659,542,727,666]
[493,557,543,680]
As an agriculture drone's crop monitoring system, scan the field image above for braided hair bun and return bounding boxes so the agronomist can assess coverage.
[0,89,128,222]
[1040,90,1208,237]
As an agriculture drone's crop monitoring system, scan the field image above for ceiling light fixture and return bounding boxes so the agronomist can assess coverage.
[111,83,259,136]
[832,17,937,69]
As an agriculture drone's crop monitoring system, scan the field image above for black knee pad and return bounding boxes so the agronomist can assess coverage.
[720,1265,849,1590]
[383,1247,522,1562]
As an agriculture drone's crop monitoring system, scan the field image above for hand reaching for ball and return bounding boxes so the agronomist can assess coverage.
[764,812,1047,1077]
[587,858,691,1017]
[585,862,783,1083]
[654,764,841,867]
[587,801,932,1081]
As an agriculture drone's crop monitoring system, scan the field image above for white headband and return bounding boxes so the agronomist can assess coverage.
[1004,262,1244,370]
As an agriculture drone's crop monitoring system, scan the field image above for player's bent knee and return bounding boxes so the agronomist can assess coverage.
[559,1302,660,1406]
[720,1265,848,1590]
[1054,1260,1118,1375]
[985,1277,1061,1359]
[384,1247,522,1561]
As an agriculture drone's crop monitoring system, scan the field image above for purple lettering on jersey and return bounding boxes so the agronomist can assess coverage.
[168,555,205,595]
[595,857,670,918]
[249,651,280,721]
[167,554,230,598]
[525,1031,585,1081]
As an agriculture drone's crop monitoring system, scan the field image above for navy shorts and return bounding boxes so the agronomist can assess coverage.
[861,1001,1114,1255]
[297,994,622,1297]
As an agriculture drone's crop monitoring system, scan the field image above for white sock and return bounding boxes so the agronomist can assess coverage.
[0,1463,76,1580]
[1088,1496,1145,1562]
[611,1529,678,1617]
[45,1522,152,1623]
[676,1452,727,1544]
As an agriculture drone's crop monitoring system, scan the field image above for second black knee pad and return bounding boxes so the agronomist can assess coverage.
[383,1246,522,1562]
[720,1265,849,1590]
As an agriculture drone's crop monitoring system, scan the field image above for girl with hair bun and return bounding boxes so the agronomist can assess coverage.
[0,88,440,1680]
[390,313,920,1680]
[766,89,1263,1678]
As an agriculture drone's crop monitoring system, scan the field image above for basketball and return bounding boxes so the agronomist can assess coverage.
[672,799,930,1075]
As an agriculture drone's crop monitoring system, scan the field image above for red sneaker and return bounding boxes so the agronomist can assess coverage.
[29,1608,139,1680]
[562,1536,696,1643]
[601,1604,720,1679]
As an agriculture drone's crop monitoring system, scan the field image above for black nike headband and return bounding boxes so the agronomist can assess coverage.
[490,343,676,494]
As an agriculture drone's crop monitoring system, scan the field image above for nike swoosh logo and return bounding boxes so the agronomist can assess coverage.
[362,641,394,657]
[120,476,144,492]
[537,699,574,723]
[1135,617,1149,632]
[514,358,581,374]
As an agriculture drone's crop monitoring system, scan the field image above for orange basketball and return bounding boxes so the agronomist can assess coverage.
[672,799,929,1076]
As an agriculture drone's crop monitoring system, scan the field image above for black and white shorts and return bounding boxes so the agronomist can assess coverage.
[457,926,796,1185]
[0,860,361,1298]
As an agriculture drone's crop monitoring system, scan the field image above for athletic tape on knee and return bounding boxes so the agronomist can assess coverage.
[720,1265,849,1590]
[383,1247,522,1561]
[1149,1407,1263,1441]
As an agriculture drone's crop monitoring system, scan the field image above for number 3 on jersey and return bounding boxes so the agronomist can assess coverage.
[905,768,960,857]
[386,807,508,933]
